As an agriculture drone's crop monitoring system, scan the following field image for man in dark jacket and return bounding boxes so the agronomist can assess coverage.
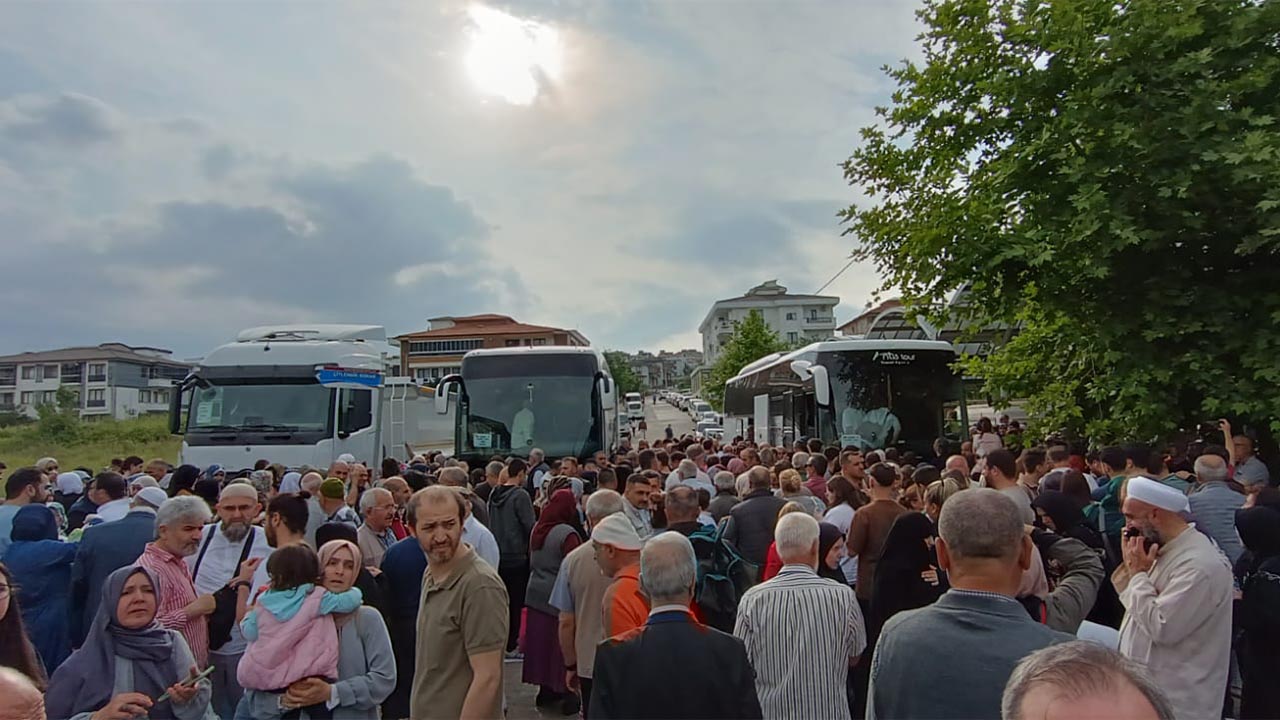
[724,466,786,567]
[591,532,762,719]
[488,458,536,655]
[380,519,428,719]
[69,491,160,644]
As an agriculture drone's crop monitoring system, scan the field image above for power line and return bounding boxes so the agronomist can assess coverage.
[814,254,857,295]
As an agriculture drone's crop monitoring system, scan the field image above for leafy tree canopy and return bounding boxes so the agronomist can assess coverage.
[842,0,1280,442]
[705,310,791,409]
[604,350,644,397]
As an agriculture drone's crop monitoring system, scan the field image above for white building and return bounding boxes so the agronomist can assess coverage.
[698,280,840,364]
[0,343,192,420]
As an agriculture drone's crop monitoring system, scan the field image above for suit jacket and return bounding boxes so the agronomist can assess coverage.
[591,610,762,720]
[70,509,155,645]
[725,490,787,566]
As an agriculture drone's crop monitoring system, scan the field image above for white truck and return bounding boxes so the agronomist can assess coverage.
[168,324,453,474]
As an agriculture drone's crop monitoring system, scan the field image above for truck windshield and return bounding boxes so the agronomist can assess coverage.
[819,349,964,456]
[188,380,332,432]
[459,354,602,460]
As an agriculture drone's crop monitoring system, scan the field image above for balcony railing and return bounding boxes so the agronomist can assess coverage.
[86,374,107,383]
[804,316,835,325]
[86,399,106,408]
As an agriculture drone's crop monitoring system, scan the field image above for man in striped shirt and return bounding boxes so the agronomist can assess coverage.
[136,496,216,666]
[735,512,866,720]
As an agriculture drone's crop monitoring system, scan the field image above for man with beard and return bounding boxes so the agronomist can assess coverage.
[411,486,509,719]
[1113,476,1233,720]
[187,482,272,719]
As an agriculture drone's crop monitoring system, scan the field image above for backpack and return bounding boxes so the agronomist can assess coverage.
[687,519,758,632]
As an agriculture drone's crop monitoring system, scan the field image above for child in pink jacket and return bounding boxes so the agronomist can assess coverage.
[237,543,362,720]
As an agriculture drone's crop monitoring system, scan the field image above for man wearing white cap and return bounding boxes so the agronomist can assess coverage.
[591,513,648,638]
[1113,476,1233,720]
[187,481,272,719]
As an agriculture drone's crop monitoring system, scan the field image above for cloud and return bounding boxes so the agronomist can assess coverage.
[0,92,120,146]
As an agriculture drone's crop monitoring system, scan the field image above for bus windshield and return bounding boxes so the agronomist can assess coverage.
[459,354,603,460]
[818,349,964,455]
[188,379,332,432]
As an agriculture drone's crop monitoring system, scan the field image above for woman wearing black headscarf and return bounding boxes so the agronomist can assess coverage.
[167,464,201,498]
[870,512,947,634]
[1032,491,1104,550]
[1236,505,1280,719]
[816,522,847,583]
[45,566,211,720]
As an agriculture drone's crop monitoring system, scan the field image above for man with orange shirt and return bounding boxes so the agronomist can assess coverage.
[591,513,647,638]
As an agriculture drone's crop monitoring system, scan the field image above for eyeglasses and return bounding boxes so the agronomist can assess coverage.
[0,583,15,599]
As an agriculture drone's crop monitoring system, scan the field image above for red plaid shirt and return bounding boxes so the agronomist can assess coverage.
[137,542,208,666]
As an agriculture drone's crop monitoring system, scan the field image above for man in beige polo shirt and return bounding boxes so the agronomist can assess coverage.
[410,486,509,719]
[549,489,625,718]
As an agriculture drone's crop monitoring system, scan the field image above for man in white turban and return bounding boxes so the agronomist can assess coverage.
[1112,476,1233,720]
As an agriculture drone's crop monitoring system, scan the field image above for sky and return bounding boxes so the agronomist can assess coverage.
[0,1,924,358]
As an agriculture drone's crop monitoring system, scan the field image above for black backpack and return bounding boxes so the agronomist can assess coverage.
[687,519,758,632]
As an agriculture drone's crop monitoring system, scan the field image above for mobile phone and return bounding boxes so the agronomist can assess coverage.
[1123,527,1154,553]
[156,665,214,702]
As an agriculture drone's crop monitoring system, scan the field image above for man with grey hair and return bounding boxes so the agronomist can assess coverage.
[708,470,740,522]
[791,451,810,472]
[137,496,221,667]
[725,465,787,566]
[299,471,328,547]
[736,512,864,719]
[1001,641,1174,720]
[592,532,762,719]
[475,460,504,504]
[550,489,626,716]
[868,488,1071,720]
[1187,453,1245,564]
[356,487,397,570]
[665,458,714,497]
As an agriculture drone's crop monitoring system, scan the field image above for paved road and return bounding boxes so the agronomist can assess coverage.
[635,398,695,441]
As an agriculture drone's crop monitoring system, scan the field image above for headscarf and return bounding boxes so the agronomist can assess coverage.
[203,464,224,482]
[1033,491,1104,550]
[1236,506,1280,570]
[10,505,57,542]
[318,539,362,591]
[45,566,177,720]
[168,464,201,497]
[55,472,85,496]
[817,522,845,583]
[871,512,944,631]
[531,489,581,552]
[279,471,303,495]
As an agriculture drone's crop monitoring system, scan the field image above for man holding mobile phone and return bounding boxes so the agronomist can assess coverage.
[1113,476,1233,720]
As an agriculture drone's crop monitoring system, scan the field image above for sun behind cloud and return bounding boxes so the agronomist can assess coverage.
[464,4,561,105]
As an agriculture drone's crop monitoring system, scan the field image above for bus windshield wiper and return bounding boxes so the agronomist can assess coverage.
[238,423,299,432]
[193,424,242,433]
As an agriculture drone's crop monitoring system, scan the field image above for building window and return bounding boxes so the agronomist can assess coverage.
[155,390,168,404]
[504,339,520,347]
[87,389,106,407]
[787,332,798,343]
[40,390,56,405]
[88,363,107,382]
[407,339,484,356]
[532,338,547,346]
[20,366,34,380]
[785,312,796,321]
[0,392,13,407]
[20,391,32,405]
[42,365,58,380]
[140,390,152,404]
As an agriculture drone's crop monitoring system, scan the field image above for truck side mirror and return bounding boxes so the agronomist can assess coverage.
[810,365,832,408]
[168,383,184,435]
[435,374,464,415]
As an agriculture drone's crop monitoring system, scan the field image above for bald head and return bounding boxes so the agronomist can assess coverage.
[299,472,324,494]
[946,455,970,475]
[1193,453,1228,483]
[938,488,1024,562]
[665,485,700,524]
[438,466,468,487]
[640,532,697,605]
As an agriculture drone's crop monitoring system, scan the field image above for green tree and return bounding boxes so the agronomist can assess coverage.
[604,351,644,396]
[705,310,790,409]
[842,0,1280,441]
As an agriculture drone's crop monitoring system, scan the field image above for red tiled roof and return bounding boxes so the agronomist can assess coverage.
[395,320,581,340]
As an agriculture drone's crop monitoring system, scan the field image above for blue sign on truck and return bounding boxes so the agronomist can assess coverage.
[315,367,383,388]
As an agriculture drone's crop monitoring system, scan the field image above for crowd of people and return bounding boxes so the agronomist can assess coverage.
[0,413,1274,720]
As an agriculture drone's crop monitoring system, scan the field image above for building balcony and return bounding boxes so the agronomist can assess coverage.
[804,316,835,325]
[86,399,106,408]
[86,374,107,383]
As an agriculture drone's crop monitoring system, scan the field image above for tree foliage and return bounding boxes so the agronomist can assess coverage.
[705,311,790,409]
[604,350,644,397]
[842,0,1280,441]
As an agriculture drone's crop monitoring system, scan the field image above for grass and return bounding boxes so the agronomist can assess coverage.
[0,415,181,472]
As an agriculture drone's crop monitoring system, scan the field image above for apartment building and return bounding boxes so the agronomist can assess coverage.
[393,314,590,383]
[0,343,192,419]
[698,280,840,364]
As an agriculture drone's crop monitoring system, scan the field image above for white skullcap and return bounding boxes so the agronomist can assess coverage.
[279,471,302,494]
[130,475,159,489]
[337,453,356,464]
[590,513,643,551]
[1125,476,1189,514]
[134,487,168,510]
[219,481,259,502]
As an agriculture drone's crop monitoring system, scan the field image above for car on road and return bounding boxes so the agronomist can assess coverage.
[627,400,645,421]
[688,399,712,420]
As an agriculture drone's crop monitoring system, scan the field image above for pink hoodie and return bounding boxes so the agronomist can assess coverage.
[237,587,340,691]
